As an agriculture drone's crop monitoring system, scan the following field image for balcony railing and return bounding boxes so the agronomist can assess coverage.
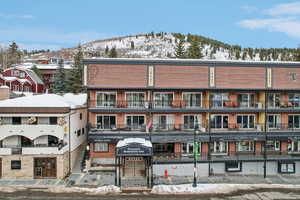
[210,100,263,109]
[267,101,300,109]
[266,123,300,132]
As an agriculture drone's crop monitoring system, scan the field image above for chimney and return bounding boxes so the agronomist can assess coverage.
[0,86,10,100]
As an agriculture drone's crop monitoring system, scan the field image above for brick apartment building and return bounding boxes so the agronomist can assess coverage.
[83,58,300,186]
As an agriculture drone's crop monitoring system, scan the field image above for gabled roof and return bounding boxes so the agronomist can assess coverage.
[3,67,44,85]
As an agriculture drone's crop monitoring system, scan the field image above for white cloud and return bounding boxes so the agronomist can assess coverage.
[0,13,34,20]
[238,17,300,39]
[263,2,300,16]
[241,6,258,13]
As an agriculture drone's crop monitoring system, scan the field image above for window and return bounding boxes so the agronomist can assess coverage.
[237,141,254,152]
[267,114,281,130]
[183,115,201,130]
[19,72,25,78]
[12,117,21,125]
[77,129,81,137]
[182,142,201,155]
[49,117,57,125]
[126,92,145,108]
[12,85,19,91]
[278,162,295,173]
[94,143,109,152]
[210,93,229,108]
[154,93,173,108]
[267,93,280,108]
[211,115,228,129]
[288,115,300,129]
[82,128,85,135]
[96,115,116,130]
[153,114,174,131]
[225,161,242,172]
[153,143,174,153]
[11,160,21,170]
[183,93,202,107]
[80,113,82,120]
[238,93,255,108]
[96,92,116,107]
[288,141,300,152]
[288,94,300,108]
[24,86,31,92]
[265,140,280,151]
[12,70,20,76]
[237,115,255,129]
[126,115,145,130]
[210,141,228,154]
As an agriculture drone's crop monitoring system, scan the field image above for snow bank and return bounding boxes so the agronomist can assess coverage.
[151,184,300,195]
[48,185,121,195]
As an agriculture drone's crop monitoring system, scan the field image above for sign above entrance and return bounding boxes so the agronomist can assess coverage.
[116,138,153,156]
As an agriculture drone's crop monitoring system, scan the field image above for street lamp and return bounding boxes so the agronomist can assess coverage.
[193,117,200,187]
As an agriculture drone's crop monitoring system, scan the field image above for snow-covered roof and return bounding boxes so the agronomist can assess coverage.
[3,77,18,82]
[18,79,31,84]
[17,63,72,70]
[3,67,44,85]
[0,86,9,89]
[0,93,87,109]
[116,138,152,148]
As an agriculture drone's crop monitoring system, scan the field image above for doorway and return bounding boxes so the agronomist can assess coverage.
[34,158,57,179]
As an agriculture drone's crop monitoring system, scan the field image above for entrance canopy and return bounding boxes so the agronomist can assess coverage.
[116,138,152,156]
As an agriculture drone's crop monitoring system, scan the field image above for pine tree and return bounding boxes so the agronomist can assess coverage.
[7,41,21,68]
[109,47,117,58]
[53,59,66,94]
[105,46,109,55]
[187,39,203,59]
[31,65,43,79]
[130,41,135,50]
[174,39,186,58]
[66,45,84,93]
[294,48,300,61]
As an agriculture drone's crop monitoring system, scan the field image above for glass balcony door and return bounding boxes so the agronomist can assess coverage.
[96,92,116,107]
[267,93,280,108]
[126,115,145,130]
[154,93,173,108]
[210,93,229,108]
[183,93,201,108]
[238,93,255,108]
[126,92,145,108]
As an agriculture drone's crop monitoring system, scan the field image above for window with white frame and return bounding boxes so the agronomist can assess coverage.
[237,115,255,129]
[182,142,201,155]
[265,140,280,151]
[183,93,202,107]
[288,94,300,108]
[12,70,20,76]
[267,93,280,108]
[19,72,25,78]
[278,162,295,173]
[96,92,116,107]
[211,115,228,129]
[210,141,228,153]
[96,115,116,130]
[153,114,174,130]
[126,115,145,130]
[267,114,281,129]
[154,93,173,108]
[288,115,300,129]
[12,85,19,91]
[237,141,254,152]
[94,143,109,152]
[225,161,242,172]
[183,115,201,130]
[210,93,229,108]
[126,92,145,108]
[237,93,255,108]
[288,141,300,152]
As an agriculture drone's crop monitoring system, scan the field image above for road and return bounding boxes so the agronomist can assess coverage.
[1,188,300,200]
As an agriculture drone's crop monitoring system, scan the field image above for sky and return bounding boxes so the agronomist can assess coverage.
[1,0,300,50]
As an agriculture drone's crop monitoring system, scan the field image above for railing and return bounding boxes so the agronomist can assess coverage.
[210,100,263,109]
[152,151,300,163]
[0,122,58,125]
[266,123,300,132]
[267,101,300,109]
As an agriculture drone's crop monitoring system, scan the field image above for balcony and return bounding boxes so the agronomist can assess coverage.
[0,144,67,155]
[211,123,264,133]
[209,100,264,111]
[267,101,300,111]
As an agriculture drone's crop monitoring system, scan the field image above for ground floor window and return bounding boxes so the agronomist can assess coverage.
[210,141,228,154]
[11,160,21,170]
[153,143,174,153]
[237,141,255,152]
[278,162,295,173]
[225,161,242,172]
[181,142,201,155]
[94,142,109,152]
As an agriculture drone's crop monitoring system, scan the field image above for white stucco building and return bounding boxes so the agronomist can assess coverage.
[0,93,87,179]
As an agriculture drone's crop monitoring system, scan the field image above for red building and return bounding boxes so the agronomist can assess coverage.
[83,58,300,187]
[1,67,45,93]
